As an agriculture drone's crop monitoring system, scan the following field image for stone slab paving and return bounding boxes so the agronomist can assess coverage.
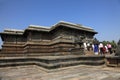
[0,65,120,80]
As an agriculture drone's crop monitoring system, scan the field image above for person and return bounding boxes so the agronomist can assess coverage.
[105,45,108,53]
[107,43,112,54]
[102,45,106,55]
[99,43,104,55]
[94,44,99,55]
[83,42,87,50]
[92,44,94,51]
[87,43,90,51]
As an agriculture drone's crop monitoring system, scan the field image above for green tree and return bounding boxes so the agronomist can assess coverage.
[102,40,108,46]
[102,40,117,48]
[117,39,120,45]
[115,39,120,56]
[111,40,117,48]
[93,38,99,44]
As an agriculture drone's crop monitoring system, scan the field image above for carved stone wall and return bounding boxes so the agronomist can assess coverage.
[0,24,96,57]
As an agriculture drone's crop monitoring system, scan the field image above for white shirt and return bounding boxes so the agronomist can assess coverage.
[99,43,103,48]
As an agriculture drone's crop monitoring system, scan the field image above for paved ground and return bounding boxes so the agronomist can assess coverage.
[0,65,120,80]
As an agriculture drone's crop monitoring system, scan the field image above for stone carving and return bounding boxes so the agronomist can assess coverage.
[0,21,97,56]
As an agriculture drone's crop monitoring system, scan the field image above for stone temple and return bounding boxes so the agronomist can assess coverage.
[0,21,97,57]
[0,21,120,80]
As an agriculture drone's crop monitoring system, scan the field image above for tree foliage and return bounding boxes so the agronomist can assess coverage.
[102,40,117,48]
[117,39,120,45]
[93,38,99,44]
[115,39,120,56]
[111,40,117,48]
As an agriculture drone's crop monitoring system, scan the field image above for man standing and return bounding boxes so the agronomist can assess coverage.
[107,43,112,54]
[99,43,103,55]
[94,44,99,55]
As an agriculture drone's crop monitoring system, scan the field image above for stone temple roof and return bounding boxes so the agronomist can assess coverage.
[27,25,50,32]
[51,21,97,33]
[0,21,98,35]
[0,29,24,35]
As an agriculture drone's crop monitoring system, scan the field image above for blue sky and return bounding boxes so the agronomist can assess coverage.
[0,0,120,46]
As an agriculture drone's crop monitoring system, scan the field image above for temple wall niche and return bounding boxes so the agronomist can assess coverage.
[31,31,41,40]
[0,34,25,55]
[3,35,26,44]
[41,32,51,40]
[61,27,95,44]
[61,27,85,41]
[85,32,94,42]
[51,28,63,40]
[4,35,16,42]
[31,31,51,41]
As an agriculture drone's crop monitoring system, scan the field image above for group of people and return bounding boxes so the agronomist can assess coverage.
[84,42,112,55]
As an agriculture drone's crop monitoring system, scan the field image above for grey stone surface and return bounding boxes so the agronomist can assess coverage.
[0,65,120,80]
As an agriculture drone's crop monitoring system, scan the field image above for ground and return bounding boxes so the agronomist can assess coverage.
[0,65,120,80]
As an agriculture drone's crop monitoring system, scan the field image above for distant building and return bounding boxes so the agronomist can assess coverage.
[0,21,97,57]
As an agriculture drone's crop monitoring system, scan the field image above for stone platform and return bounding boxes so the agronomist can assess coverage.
[106,55,120,67]
[0,65,120,80]
[0,55,105,70]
